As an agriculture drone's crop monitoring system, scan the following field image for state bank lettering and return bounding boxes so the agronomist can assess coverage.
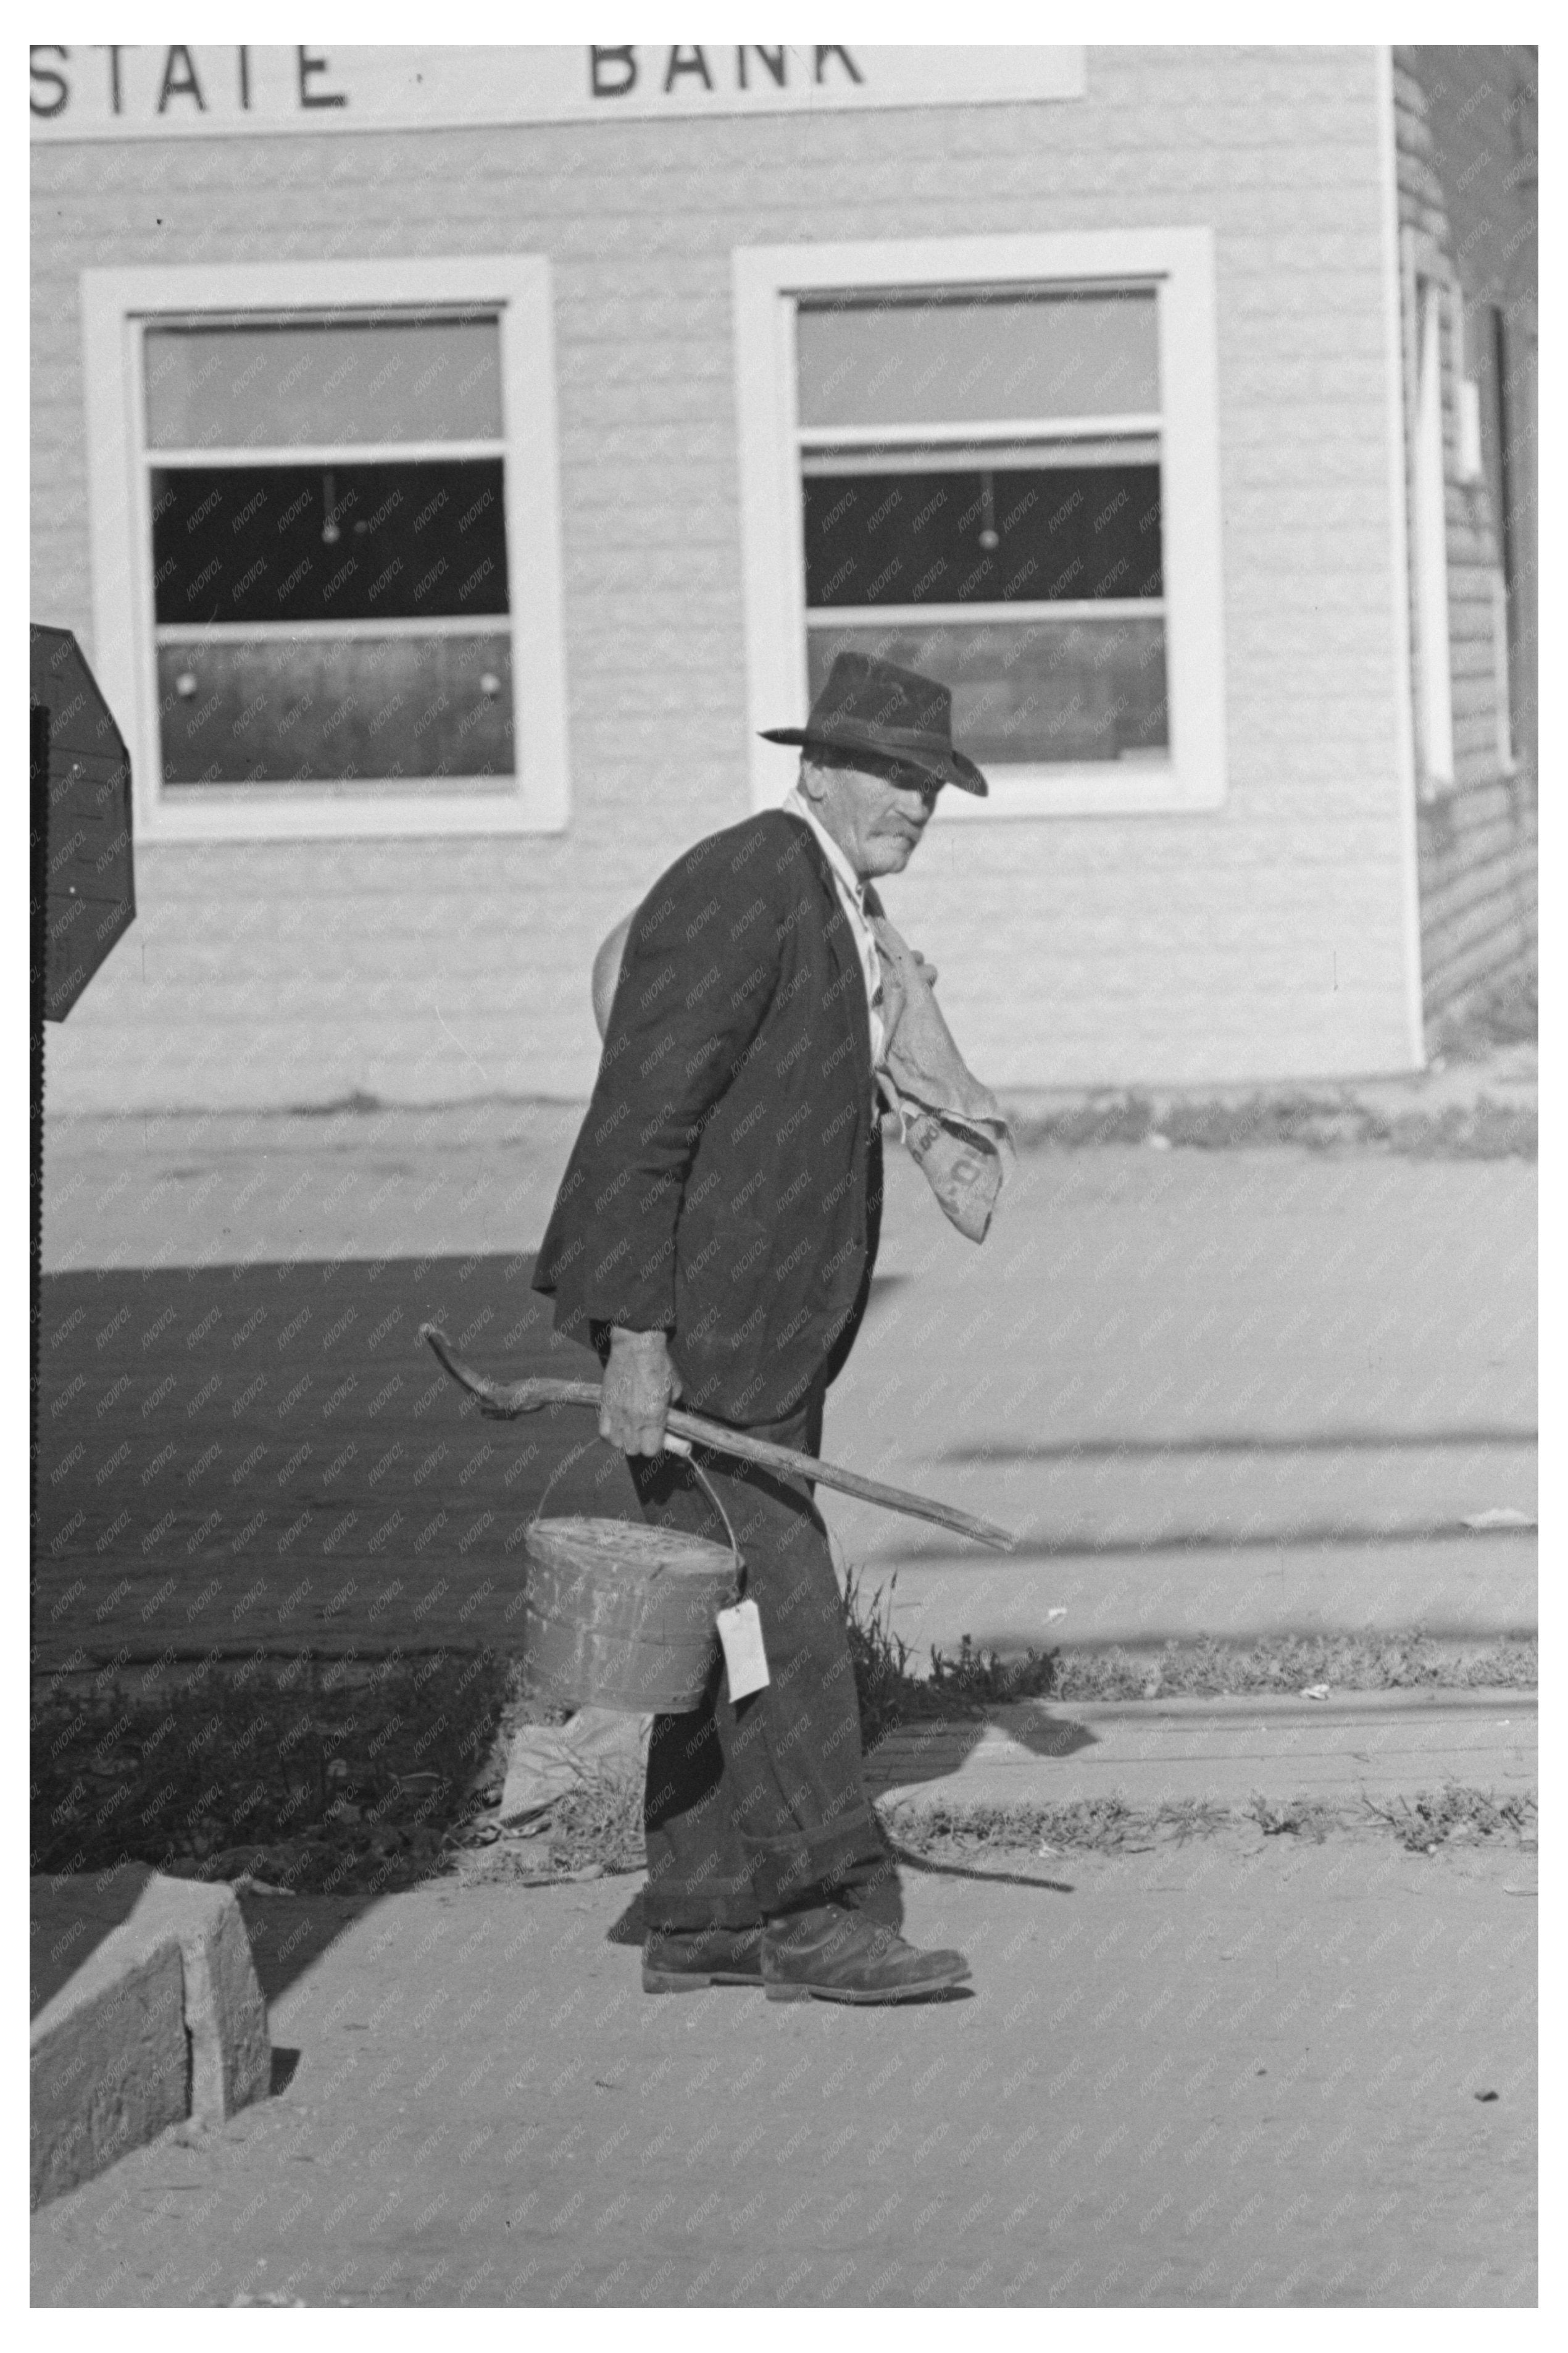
[29,43,1085,140]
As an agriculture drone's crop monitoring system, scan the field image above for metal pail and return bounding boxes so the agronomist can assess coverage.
[522,1516,738,1715]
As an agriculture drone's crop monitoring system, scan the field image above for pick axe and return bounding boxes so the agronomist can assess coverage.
[420,1325,1015,1554]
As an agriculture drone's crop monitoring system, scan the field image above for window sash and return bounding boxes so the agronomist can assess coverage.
[796,414,1162,453]
[800,435,1160,476]
[146,440,505,467]
[155,632,514,788]
[152,614,508,643]
[141,319,516,787]
[796,294,1168,721]
[82,253,569,840]
[805,612,1170,766]
[732,228,1226,818]
[804,600,1162,624]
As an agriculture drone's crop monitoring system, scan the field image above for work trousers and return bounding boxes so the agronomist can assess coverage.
[629,1384,897,1931]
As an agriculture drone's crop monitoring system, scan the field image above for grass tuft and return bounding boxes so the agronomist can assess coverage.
[1049,1631,1537,1700]
[884,1785,1536,1860]
[882,1793,1230,1858]
[928,1632,1059,1708]
[1007,1088,1534,1160]
[841,1578,1535,1722]
[1362,1786,1537,1852]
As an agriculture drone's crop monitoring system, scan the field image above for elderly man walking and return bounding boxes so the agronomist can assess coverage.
[533,653,990,2004]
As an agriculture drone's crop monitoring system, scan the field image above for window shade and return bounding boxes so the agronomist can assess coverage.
[796,291,1159,428]
[143,317,504,449]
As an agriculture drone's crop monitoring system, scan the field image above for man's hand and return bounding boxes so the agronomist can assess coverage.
[601,1326,683,1457]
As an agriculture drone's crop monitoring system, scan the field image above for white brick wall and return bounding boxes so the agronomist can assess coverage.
[34,44,1421,1110]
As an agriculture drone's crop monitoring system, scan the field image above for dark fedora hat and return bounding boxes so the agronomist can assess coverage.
[761,650,988,796]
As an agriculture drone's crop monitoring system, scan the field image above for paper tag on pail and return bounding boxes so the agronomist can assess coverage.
[715,1599,770,1699]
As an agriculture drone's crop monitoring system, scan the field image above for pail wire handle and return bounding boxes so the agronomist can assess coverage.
[665,1434,746,1602]
[527,1426,601,1532]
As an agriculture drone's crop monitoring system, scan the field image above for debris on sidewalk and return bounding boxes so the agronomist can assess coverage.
[499,1707,651,1831]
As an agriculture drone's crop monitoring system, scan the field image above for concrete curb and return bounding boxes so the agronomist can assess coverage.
[31,1868,270,2210]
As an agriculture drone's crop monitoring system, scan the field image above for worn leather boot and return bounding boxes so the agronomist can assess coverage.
[641,1923,764,1993]
[761,1904,971,2004]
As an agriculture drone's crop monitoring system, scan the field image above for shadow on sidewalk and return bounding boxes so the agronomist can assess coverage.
[867,1710,1098,1781]
[985,1704,1099,1761]
[31,1863,159,2018]
[944,1426,1537,1462]
[237,1890,386,2006]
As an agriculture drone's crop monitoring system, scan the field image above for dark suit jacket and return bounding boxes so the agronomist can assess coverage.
[533,809,883,1425]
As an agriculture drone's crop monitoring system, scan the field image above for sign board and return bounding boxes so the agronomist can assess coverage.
[30,44,1085,140]
[30,627,135,1023]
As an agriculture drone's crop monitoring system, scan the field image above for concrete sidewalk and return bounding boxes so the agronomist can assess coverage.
[30,1832,1537,2307]
[27,1684,1537,2296]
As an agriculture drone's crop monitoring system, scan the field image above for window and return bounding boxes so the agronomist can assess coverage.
[1411,278,1455,793]
[734,232,1226,818]
[82,259,568,839]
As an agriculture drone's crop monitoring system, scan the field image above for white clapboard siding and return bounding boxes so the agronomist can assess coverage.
[35,45,1425,1108]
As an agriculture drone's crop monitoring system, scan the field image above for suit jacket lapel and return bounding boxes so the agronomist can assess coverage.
[794,824,874,1107]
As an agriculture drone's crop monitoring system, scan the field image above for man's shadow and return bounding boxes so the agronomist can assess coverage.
[604,1699,1093,1946]
[862,1699,1099,1784]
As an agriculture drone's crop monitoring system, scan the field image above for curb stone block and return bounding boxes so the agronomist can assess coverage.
[30,1868,270,2210]
[29,1936,188,2212]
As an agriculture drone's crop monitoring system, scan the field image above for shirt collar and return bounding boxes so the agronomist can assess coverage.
[783,788,869,910]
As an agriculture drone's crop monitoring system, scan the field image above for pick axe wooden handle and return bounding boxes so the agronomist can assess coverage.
[419,1325,1015,1555]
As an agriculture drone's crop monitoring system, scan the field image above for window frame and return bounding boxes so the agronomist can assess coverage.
[1410,274,1456,794]
[733,229,1227,820]
[80,255,570,842]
